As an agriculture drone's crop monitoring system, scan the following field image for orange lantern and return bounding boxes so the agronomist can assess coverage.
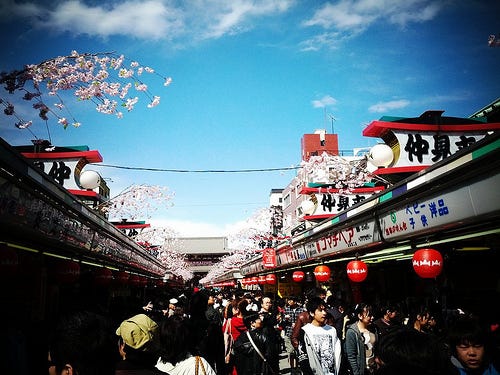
[54,260,80,284]
[412,248,443,278]
[346,260,368,282]
[94,267,113,286]
[266,274,277,284]
[313,265,330,282]
[292,271,305,282]
[258,275,267,285]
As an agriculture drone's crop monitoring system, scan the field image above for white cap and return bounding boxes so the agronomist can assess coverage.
[169,298,178,305]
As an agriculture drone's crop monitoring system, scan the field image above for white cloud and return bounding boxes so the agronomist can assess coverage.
[303,0,444,33]
[38,0,183,39]
[299,31,344,51]
[368,99,410,113]
[312,95,338,108]
[199,0,294,40]
[1,0,294,40]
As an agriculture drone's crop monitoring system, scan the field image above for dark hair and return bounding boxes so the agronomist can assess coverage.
[243,313,261,329]
[352,302,373,321]
[409,305,430,323]
[375,328,448,375]
[237,298,249,314]
[158,315,190,366]
[306,297,326,314]
[188,290,209,318]
[448,315,488,349]
[49,311,116,375]
[306,287,326,300]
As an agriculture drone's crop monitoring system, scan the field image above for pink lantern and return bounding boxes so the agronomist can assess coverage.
[292,271,305,282]
[412,248,443,278]
[346,260,368,282]
[266,274,277,284]
[313,265,331,283]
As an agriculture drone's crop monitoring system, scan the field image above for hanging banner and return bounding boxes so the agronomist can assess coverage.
[262,248,277,268]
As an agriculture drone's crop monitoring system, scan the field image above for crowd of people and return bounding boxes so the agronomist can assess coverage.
[44,286,499,375]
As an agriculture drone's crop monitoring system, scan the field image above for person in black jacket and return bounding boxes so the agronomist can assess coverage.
[187,290,225,374]
[232,313,275,375]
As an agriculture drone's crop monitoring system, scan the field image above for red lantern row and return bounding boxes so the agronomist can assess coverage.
[241,274,276,285]
[240,248,444,287]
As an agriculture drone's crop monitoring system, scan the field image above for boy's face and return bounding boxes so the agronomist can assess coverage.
[456,341,485,370]
[311,305,328,326]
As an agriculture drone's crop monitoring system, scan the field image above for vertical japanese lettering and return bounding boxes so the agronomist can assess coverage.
[404,134,429,163]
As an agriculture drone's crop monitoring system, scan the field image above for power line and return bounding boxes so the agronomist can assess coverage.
[95,164,301,173]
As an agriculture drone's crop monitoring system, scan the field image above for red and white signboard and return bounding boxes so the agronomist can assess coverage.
[262,248,277,268]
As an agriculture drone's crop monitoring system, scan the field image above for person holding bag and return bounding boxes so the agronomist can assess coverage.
[232,313,276,375]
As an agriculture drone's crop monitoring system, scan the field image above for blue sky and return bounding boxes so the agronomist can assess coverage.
[1,0,499,237]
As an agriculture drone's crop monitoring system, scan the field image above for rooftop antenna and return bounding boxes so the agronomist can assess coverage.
[328,114,337,134]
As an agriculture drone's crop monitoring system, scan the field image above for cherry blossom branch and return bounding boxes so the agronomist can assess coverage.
[100,184,174,221]
[132,225,193,281]
[1,50,172,144]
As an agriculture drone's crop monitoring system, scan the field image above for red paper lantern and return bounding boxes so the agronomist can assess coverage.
[114,271,129,284]
[314,265,331,282]
[251,276,259,285]
[266,274,276,284]
[292,271,305,282]
[129,275,141,286]
[412,248,443,278]
[258,275,267,284]
[346,260,368,282]
[54,260,80,284]
[139,276,148,287]
[94,267,113,286]
[0,244,18,278]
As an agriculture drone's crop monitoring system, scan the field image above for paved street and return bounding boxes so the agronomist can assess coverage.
[279,350,294,374]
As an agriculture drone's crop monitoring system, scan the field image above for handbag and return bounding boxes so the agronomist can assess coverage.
[223,318,234,363]
[194,356,207,375]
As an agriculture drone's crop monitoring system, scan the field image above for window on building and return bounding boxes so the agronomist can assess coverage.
[283,193,291,208]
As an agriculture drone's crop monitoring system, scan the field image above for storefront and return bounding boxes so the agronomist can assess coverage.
[233,133,500,321]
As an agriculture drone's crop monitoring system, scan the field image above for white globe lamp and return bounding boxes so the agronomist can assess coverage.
[79,170,101,190]
[301,199,316,215]
[368,144,394,168]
